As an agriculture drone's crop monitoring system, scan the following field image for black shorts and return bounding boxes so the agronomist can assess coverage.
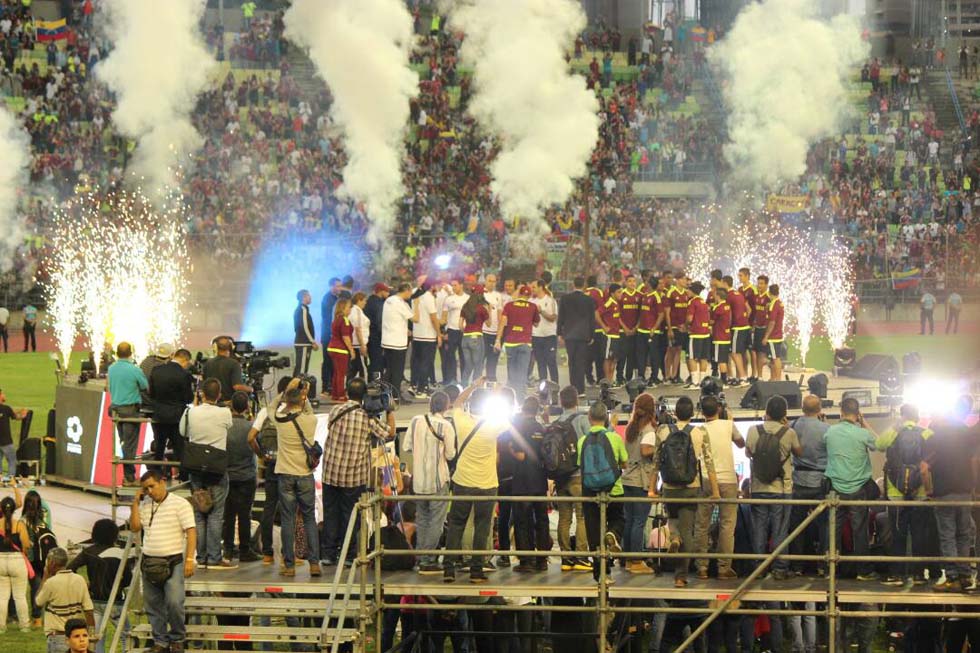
[604,335,624,360]
[767,341,787,361]
[733,328,752,354]
[712,342,732,363]
[752,327,768,352]
[688,336,710,361]
[671,328,689,351]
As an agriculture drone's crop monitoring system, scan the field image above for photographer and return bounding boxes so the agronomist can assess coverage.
[149,348,195,480]
[321,377,396,567]
[508,396,550,573]
[106,342,148,486]
[223,392,259,563]
[788,395,829,577]
[179,378,235,570]
[203,337,252,403]
[270,378,321,577]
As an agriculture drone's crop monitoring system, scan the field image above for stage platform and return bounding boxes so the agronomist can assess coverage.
[183,561,980,607]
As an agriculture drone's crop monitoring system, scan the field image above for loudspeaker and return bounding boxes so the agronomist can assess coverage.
[842,354,899,381]
[17,410,32,445]
[740,381,802,410]
[16,438,40,478]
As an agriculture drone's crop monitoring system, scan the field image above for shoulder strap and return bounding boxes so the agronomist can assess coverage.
[454,419,486,463]
[423,414,444,442]
[775,425,789,440]
[326,404,361,429]
[682,424,694,435]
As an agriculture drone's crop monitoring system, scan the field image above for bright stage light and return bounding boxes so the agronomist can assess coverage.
[478,393,517,425]
[902,378,969,417]
[434,254,452,270]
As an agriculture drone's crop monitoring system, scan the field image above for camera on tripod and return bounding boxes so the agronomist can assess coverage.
[363,376,397,418]
[233,341,290,382]
[597,380,619,411]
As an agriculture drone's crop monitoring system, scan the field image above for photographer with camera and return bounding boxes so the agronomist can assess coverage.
[107,342,149,486]
[269,378,321,577]
[179,378,235,570]
[149,348,195,480]
[203,337,252,404]
[321,377,396,567]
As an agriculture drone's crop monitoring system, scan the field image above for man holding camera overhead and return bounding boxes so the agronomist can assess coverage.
[321,377,395,568]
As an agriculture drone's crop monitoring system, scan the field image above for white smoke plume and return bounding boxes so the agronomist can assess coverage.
[285,0,417,251]
[0,106,30,270]
[96,0,215,193]
[453,0,599,245]
[711,0,868,188]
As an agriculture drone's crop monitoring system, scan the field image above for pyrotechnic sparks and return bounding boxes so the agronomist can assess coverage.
[43,190,190,365]
[820,239,855,350]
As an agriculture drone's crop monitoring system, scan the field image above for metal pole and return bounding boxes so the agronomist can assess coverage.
[108,546,141,653]
[374,493,383,653]
[97,531,134,640]
[672,501,828,653]
[359,493,370,653]
[828,493,838,653]
[597,493,609,653]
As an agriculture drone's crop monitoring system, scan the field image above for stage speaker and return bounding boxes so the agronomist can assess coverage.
[807,374,829,399]
[903,352,922,376]
[834,347,857,369]
[842,389,873,408]
[842,354,899,381]
[739,381,802,410]
[16,437,40,478]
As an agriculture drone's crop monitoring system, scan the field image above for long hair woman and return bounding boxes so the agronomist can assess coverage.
[0,495,31,632]
[621,393,658,574]
[327,298,354,401]
[459,287,489,385]
[20,490,49,625]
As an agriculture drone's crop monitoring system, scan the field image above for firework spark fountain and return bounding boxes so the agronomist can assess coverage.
[820,240,855,350]
[43,190,189,367]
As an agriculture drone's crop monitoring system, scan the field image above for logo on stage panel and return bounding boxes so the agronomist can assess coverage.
[66,416,83,455]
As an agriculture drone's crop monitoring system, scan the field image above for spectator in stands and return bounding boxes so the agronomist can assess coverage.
[223,391,259,563]
[180,378,235,570]
[131,469,196,653]
[788,395,829,577]
[403,390,456,574]
[321,377,395,567]
[443,380,502,584]
[508,396,550,573]
[923,396,979,592]
[650,395,717,587]
[0,493,31,633]
[621,393,657,575]
[107,342,148,486]
[695,394,744,580]
[581,400,628,582]
[67,518,132,653]
[824,396,879,581]
[35,547,96,652]
[554,386,591,572]
[148,348,195,480]
[270,377,320,577]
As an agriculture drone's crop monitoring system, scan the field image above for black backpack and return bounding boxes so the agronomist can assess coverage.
[751,425,790,485]
[885,425,925,498]
[540,414,582,481]
[659,424,699,486]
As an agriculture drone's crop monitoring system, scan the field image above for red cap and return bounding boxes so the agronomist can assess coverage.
[373,283,391,293]
[519,285,532,297]
[472,284,485,294]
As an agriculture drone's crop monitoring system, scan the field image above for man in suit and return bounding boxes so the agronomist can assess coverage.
[148,348,195,480]
[557,276,595,394]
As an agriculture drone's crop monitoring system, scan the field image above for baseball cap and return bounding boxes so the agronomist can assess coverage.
[373,283,391,293]
[519,285,532,297]
[472,284,485,294]
[155,342,174,358]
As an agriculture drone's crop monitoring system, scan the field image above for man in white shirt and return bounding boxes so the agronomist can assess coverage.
[402,390,457,574]
[381,283,420,393]
[440,279,469,385]
[411,284,442,397]
[481,274,502,381]
[531,280,559,384]
[179,378,235,570]
[0,305,8,352]
[693,395,745,580]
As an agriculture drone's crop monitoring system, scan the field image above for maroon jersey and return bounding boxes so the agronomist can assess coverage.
[667,286,690,328]
[741,284,757,323]
[752,292,771,328]
[710,301,732,343]
[586,287,605,332]
[727,288,750,329]
[619,289,642,330]
[502,299,540,345]
[639,290,664,332]
[600,296,621,337]
[463,304,489,335]
[767,297,785,341]
[686,296,710,337]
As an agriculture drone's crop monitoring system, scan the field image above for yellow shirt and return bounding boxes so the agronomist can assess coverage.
[450,408,502,490]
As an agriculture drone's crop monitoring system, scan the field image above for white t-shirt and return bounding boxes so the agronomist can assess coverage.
[701,419,742,486]
[350,304,370,347]
[0,308,8,325]
[482,290,503,334]
[413,292,439,342]
[381,295,414,350]
[179,404,232,450]
[442,292,469,331]
[531,294,558,337]
[139,493,195,557]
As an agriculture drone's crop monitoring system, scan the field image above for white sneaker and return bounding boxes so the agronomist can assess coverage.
[933,570,948,588]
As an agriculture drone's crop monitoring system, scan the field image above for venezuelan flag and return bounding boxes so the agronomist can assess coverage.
[891,268,921,290]
[36,18,68,42]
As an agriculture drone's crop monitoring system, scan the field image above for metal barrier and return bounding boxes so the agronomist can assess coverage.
[351,491,980,653]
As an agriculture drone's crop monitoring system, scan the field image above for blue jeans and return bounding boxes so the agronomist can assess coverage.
[751,492,790,573]
[321,484,365,561]
[278,474,319,567]
[460,335,485,386]
[142,559,185,646]
[0,443,16,480]
[622,485,649,554]
[935,492,976,580]
[505,344,532,401]
[189,473,228,565]
[93,600,129,653]
[416,488,450,566]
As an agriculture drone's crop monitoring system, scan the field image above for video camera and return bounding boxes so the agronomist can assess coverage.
[363,376,397,419]
[233,341,291,382]
[597,380,619,411]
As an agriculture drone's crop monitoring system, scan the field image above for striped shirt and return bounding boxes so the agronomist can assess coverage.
[35,570,94,636]
[323,402,390,487]
[403,413,457,494]
[139,492,195,556]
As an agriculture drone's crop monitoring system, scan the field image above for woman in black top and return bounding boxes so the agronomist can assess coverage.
[0,495,32,632]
